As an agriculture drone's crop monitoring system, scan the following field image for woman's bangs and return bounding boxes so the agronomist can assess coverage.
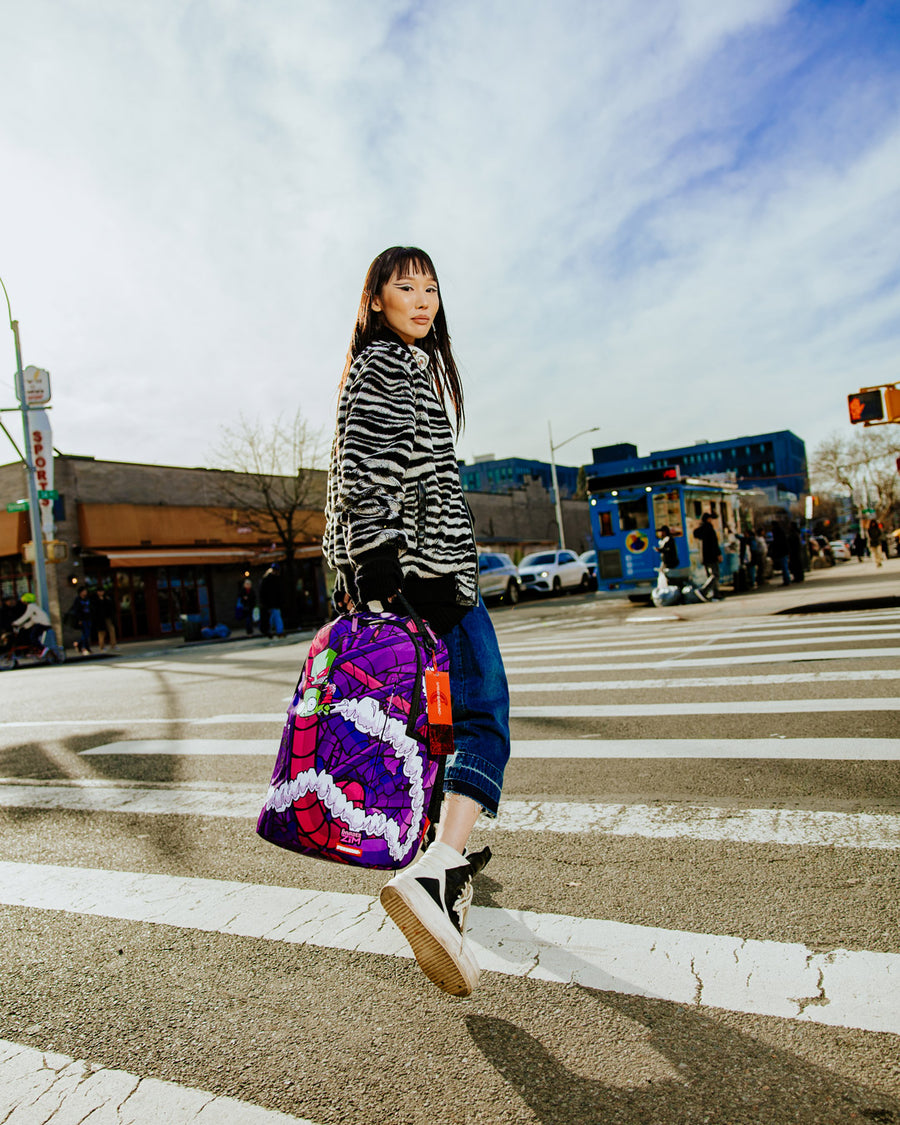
[380,247,436,285]
[388,249,438,286]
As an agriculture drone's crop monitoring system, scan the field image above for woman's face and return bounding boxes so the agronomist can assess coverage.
[372,267,439,345]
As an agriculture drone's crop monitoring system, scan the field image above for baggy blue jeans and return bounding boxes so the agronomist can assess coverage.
[441,597,510,817]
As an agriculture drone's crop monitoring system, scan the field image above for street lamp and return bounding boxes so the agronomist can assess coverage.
[548,422,600,550]
[0,276,50,614]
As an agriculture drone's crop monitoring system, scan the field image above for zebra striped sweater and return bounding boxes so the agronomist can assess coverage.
[323,338,478,608]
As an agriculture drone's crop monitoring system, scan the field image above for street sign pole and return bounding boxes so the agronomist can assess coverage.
[1,279,50,611]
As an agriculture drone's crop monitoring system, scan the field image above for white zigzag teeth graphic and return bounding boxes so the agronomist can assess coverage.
[265,696,426,862]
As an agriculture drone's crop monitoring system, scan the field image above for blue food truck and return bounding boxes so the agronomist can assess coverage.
[586,466,743,595]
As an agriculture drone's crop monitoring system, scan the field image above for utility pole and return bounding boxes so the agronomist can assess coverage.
[1,277,50,612]
[548,423,600,550]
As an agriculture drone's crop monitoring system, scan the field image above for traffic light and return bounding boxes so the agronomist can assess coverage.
[885,385,900,423]
[848,390,884,423]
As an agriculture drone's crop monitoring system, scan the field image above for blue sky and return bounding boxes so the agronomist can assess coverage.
[0,0,898,475]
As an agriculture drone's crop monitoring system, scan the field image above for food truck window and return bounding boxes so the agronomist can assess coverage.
[599,511,613,537]
[618,496,650,530]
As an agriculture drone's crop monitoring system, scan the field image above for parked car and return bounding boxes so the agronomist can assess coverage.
[518,549,592,595]
[829,540,852,562]
[477,551,521,604]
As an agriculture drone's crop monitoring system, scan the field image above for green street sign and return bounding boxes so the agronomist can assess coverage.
[37,489,58,500]
[6,501,28,513]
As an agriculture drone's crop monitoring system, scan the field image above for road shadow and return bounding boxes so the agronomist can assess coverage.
[466,997,900,1124]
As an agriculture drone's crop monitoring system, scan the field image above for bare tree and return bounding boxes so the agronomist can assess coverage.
[208,410,328,624]
[810,428,900,524]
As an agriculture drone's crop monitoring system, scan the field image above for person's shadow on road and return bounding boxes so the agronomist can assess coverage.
[465,997,900,1124]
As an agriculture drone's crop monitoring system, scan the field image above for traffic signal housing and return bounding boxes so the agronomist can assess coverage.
[848,390,884,424]
[884,385,900,423]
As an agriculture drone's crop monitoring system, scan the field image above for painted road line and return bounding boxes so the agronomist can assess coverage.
[0,862,895,1034]
[0,718,208,730]
[509,698,900,718]
[507,669,900,691]
[501,647,900,670]
[736,610,900,628]
[192,714,288,725]
[0,783,264,818]
[81,739,275,756]
[508,739,900,760]
[77,737,900,759]
[3,675,894,731]
[735,620,900,636]
[0,1037,317,1124]
[499,624,900,652]
[0,717,287,731]
[500,632,900,658]
[2,782,899,850]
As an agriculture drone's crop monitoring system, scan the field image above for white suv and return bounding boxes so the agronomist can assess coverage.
[518,549,592,596]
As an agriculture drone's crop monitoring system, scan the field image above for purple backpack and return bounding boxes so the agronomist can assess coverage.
[257,610,448,870]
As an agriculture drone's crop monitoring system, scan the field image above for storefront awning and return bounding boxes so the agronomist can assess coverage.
[87,545,323,568]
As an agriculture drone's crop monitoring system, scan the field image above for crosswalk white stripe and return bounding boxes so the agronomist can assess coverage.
[499,626,900,653]
[501,634,900,659]
[508,739,900,759]
[497,611,900,643]
[502,647,900,670]
[736,611,900,628]
[80,739,275,756]
[1,672,895,731]
[0,1037,317,1124]
[510,698,899,717]
[77,737,900,759]
[0,861,894,1034]
[736,620,900,635]
[507,670,900,691]
[2,782,898,849]
[167,698,900,723]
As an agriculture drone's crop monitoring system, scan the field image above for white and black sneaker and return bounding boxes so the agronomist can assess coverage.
[380,840,491,997]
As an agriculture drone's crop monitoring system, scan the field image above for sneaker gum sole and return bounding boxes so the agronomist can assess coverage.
[380,884,480,998]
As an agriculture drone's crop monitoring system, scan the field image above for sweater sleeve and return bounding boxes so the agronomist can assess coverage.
[336,349,416,562]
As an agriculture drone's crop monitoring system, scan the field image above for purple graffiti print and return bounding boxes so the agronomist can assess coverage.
[257,611,450,870]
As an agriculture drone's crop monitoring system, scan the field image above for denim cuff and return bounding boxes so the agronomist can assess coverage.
[443,764,503,818]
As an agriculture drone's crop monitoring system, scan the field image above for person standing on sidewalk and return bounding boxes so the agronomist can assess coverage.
[93,587,118,652]
[259,564,285,638]
[769,521,791,586]
[324,245,510,997]
[236,577,256,636]
[68,587,93,655]
[787,522,805,584]
[868,519,884,567]
[692,512,722,597]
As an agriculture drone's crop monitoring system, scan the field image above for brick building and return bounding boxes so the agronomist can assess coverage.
[1,455,592,644]
[0,455,328,642]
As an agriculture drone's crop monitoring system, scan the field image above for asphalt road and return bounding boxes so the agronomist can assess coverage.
[1,560,899,1124]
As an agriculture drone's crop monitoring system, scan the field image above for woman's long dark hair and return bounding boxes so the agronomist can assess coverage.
[340,246,465,432]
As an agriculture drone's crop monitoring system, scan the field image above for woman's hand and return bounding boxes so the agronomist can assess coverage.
[355,548,403,609]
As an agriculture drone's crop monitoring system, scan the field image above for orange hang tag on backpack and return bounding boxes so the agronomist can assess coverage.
[425,663,454,756]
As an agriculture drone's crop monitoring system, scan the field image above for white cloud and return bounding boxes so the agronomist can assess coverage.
[0,0,896,477]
